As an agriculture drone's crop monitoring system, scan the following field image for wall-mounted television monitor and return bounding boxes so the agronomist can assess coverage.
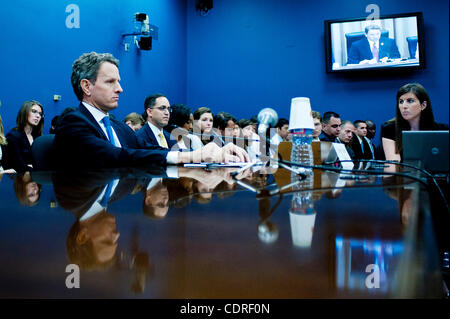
[325,12,425,73]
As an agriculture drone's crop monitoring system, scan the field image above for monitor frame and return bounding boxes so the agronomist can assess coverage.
[324,12,425,73]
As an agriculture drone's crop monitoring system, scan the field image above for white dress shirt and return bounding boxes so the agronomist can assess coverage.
[147,122,179,164]
[83,102,122,148]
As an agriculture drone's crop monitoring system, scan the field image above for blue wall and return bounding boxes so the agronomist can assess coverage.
[186,0,449,142]
[0,0,448,144]
[0,0,187,134]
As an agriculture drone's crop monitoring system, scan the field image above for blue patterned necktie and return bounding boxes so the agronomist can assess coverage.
[102,116,117,146]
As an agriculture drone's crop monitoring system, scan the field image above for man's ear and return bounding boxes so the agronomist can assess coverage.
[76,227,89,245]
[146,108,152,120]
[80,79,92,97]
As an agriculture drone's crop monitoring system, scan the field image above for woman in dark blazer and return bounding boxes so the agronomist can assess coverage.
[5,100,44,172]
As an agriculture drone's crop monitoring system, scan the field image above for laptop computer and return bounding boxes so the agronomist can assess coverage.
[402,130,449,173]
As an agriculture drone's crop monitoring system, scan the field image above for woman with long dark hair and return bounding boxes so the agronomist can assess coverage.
[381,83,448,161]
[5,100,44,172]
[192,107,214,145]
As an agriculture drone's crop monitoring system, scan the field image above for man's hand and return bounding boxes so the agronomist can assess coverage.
[178,142,250,163]
[220,143,250,163]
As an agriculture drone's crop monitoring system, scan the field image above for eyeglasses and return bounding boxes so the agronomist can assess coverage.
[31,109,43,116]
[152,106,172,113]
[330,124,339,128]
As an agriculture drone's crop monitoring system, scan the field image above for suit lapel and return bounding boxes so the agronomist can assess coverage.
[145,124,158,145]
[78,103,109,141]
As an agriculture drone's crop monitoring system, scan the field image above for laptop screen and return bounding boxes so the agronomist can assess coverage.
[402,130,449,173]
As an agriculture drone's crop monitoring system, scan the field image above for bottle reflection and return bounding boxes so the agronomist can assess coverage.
[289,171,316,248]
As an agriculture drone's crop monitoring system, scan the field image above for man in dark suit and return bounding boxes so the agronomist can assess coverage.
[351,120,373,160]
[136,94,177,150]
[54,52,248,169]
[336,120,356,160]
[318,111,341,142]
[347,25,400,65]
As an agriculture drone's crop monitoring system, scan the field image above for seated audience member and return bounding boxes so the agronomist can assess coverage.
[124,112,145,132]
[336,120,356,159]
[50,107,77,134]
[5,100,44,172]
[319,111,341,142]
[213,112,238,145]
[352,120,373,160]
[14,171,42,206]
[0,113,14,173]
[366,120,385,160]
[270,118,289,146]
[249,115,258,133]
[49,115,59,134]
[136,94,177,149]
[364,120,378,160]
[54,52,249,169]
[312,111,322,141]
[193,107,214,145]
[238,118,260,159]
[166,103,203,151]
[381,83,448,162]
[347,24,400,65]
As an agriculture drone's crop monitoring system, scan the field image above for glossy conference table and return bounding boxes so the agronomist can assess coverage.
[0,163,444,299]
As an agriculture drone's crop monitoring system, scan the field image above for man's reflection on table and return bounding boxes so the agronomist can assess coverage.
[52,170,138,271]
[14,171,42,206]
[142,177,169,219]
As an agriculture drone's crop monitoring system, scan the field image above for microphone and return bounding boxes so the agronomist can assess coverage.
[257,108,278,136]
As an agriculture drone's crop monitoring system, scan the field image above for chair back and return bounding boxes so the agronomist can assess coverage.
[406,36,418,58]
[31,134,55,171]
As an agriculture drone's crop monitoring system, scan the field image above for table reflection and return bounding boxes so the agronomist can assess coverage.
[0,164,443,298]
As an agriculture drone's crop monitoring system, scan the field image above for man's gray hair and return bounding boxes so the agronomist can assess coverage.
[71,52,119,101]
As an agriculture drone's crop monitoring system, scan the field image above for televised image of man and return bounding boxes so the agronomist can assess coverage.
[347,25,400,65]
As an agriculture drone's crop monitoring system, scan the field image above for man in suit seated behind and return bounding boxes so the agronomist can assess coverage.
[54,52,249,169]
[347,24,400,65]
[136,94,177,150]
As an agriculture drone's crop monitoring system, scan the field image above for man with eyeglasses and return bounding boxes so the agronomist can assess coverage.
[136,94,177,149]
[319,111,341,142]
[54,52,249,169]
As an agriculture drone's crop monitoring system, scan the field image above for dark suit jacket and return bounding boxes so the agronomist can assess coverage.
[318,131,336,142]
[4,129,34,172]
[347,37,400,64]
[136,123,177,150]
[54,103,170,169]
[351,134,373,161]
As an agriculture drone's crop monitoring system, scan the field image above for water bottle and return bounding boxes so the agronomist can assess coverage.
[290,128,314,174]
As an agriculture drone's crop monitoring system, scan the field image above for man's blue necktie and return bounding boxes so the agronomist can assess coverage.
[99,181,114,207]
[102,116,117,146]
